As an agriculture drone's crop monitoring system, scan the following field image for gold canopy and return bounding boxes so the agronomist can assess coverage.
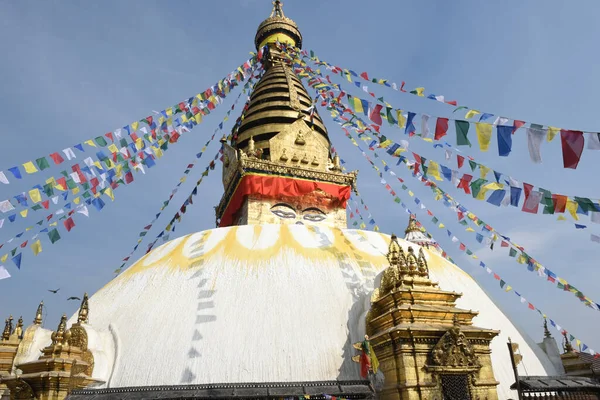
[255,0,302,50]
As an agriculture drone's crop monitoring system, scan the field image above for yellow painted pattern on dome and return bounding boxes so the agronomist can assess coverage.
[105,225,471,287]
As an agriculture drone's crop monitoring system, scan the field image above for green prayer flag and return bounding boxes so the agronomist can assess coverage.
[468,160,477,171]
[82,182,90,190]
[43,183,54,197]
[95,136,108,147]
[509,248,517,257]
[569,334,575,342]
[36,157,50,170]
[432,217,439,224]
[470,178,487,198]
[455,120,471,146]
[574,196,596,213]
[82,191,91,199]
[557,282,565,290]
[386,107,397,125]
[66,178,77,190]
[466,249,473,255]
[539,188,554,214]
[500,280,506,288]
[120,138,128,147]
[394,197,401,203]
[31,204,42,211]
[459,219,468,226]
[48,228,61,244]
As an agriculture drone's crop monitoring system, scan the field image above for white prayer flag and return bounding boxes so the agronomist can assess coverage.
[591,212,600,224]
[69,172,81,184]
[591,234,600,244]
[63,148,76,160]
[0,200,15,213]
[83,157,94,168]
[0,266,10,280]
[587,132,600,150]
[0,219,3,228]
[0,171,8,184]
[51,196,59,205]
[445,150,452,160]
[77,205,89,217]
[493,117,509,127]
[421,114,430,138]
[527,127,546,164]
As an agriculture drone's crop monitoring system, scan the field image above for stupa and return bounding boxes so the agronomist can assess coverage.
[0,2,561,399]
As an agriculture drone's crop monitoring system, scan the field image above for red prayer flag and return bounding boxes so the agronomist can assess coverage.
[64,217,75,232]
[457,155,465,169]
[42,200,49,209]
[105,132,114,142]
[512,120,526,133]
[528,303,535,310]
[49,152,64,165]
[501,241,509,247]
[445,100,458,106]
[459,243,466,251]
[56,177,67,190]
[360,72,369,80]
[457,174,473,195]
[551,194,567,213]
[560,130,585,169]
[434,118,449,140]
[20,241,28,248]
[493,273,500,280]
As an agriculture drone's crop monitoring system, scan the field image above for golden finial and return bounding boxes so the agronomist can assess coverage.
[562,331,574,353]
[78,293,89,324]
[386,234,400,267]
[406,247,418,272]
[543,318,552,339]
[271,0,285,18]
[15,316,23,339]
[405,214,421,234]
[247,136,256,158]
[34,301,43,325]
[417,248,429,277]
[51,314,68,345]
[2,316,12,341]
[333,154,341,171]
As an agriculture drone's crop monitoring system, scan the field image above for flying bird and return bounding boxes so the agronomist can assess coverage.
[48,288,60,294]
[67,296,81,301]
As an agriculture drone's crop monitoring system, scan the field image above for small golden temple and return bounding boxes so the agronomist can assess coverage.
[1,1,597,399]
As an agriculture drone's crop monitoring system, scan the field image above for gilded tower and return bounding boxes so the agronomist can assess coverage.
[217,0,356,228]
[366,232,500,400]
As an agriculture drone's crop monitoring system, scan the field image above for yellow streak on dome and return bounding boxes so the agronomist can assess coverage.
[258,32,296,49]
[104,226,472,288]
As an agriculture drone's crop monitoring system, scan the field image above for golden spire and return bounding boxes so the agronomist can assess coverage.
[543,318,552,338]
[255,0,302,50]
[562,331,574,353]
[386,234,401,267]
[34,301,44,325]
[15,316,23,339]
[51,314,69,345]
[417,248,430,278]
[1,315,12,340]
[78,293,90,324]
[271,0,285,18]
[405,214,421,234]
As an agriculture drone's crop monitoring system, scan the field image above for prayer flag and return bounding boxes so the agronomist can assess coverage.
[48,228,61,244]
[0,266,10,280]
[455,120,471,146]
[522,190,543,214]
[587,132,600,150]
[49,152,64,165]
[527,125,546,163]
[435,118,449,140]
[31,240,42,256]
[12,253,21,269]
[475,123,492,151]
[497,125,513,156]
[63,217,75,232]
[8,167,21,179]
[405,112,416,135]
[560,130,584,169]
[369,104,383,125]
[23,161,38,174]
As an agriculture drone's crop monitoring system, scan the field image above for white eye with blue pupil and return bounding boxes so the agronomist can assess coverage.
[271,209,296,219]
[303,214,326,222]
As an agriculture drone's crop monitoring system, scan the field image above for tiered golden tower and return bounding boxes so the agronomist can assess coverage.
[217,0,356,229]
[367,234,500,400]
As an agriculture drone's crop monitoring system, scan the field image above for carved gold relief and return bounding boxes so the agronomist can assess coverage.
[431,326,479,368]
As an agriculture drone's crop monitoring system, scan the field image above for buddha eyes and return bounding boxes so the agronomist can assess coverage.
[271,209,297,219]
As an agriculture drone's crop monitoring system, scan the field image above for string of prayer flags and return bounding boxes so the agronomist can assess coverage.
[114,69,260,274]
[312,78,599,312]
[282,43,600,169]
[0,54,259,186]
[299,64,600,226]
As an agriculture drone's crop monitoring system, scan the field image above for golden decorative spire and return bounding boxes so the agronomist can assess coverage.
[562,331,574,353]
[406,247,418,272]
[417,248,430,278]
[78,293,90,324]
[405,214,421,234]
[34,301,43,325]
[51,314,69,345]
[386,234,401,267]
[2,315,12,340]
[255,0,302,50]
[543,318,552,338]
[15,316,23,339]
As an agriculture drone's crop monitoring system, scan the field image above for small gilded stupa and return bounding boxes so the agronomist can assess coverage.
[0,2,563,400]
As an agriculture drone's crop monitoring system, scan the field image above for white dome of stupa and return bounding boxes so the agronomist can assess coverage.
[63,224,557,399]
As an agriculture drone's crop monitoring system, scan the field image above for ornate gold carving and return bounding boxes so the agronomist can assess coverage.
[291,153,299,162]
[417,248,429,277]
[294,131,306,145]
[279,148,288,161]
[33,301,43,325]
[7,378,35,400]
[14,317,23,339]
[300,153,309,164]
[311,156,319,166]
[431,326,479,368]
[78,293,89,324]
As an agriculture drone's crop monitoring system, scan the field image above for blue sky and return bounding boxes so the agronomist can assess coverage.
[1,0,600,356]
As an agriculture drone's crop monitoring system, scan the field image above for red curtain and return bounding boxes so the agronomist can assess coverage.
[220,174,352,227]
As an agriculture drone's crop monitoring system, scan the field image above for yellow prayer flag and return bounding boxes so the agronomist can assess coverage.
[49,221,57,227]
[31,240,42,256]
[1,254,7,263]
[566,199,579,220]
[29,189,42,203]
[108,144,118,153]
[483,182,504,191]
[165,108,173,116]
[479,164,491,179]
[71,187,80,195]
[93,161,104,170]
[115,164,123,178]
[476,187,490,201]
[396,110,406,128]
[557,215,567,221]
[353,97,364,114]
[25,226,32,231]
[408,190,414,197]
[23,161,38,174]
[547,126,560,142]
[414,87,425,96]
[74,197,81,204]
[104,187,115,201]
[475,123,493,152]
[465,109,480,119]
[181,114,188,123]
[439,223,445,228]
[135,138,144,150]
[517,255,527,264]
[20,209,28,218]
[428,161,443,181]
[505,285,512,292]
[466,227,475,232]
[84,139,97,148]
[558,278,567,285]
[131,121,139,131]
[180,176,187,183]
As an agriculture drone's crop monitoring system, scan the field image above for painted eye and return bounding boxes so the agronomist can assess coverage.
[303,213,326,222]
[272,210,296,219]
